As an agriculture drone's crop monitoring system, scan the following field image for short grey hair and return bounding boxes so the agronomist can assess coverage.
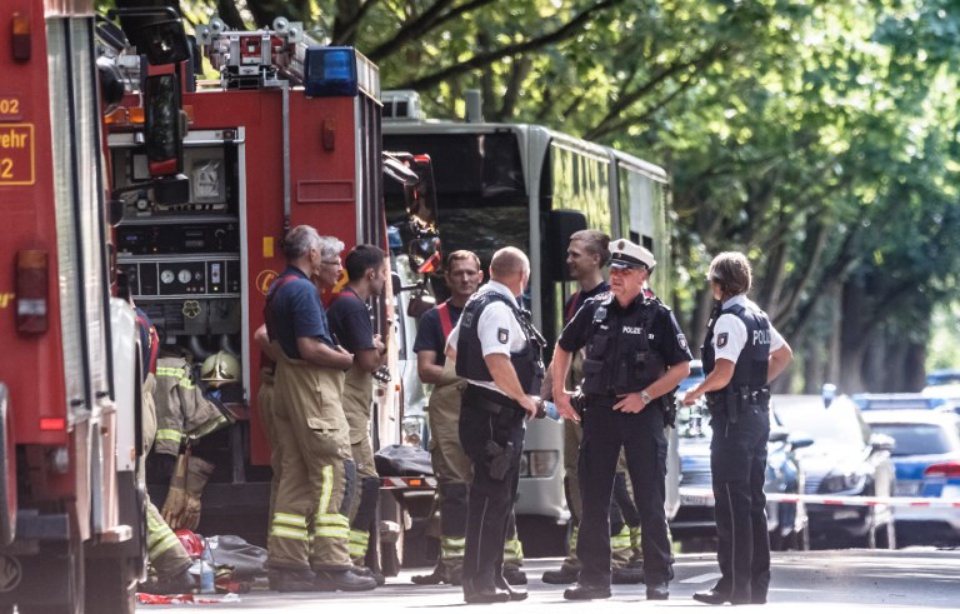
[318,235,345,261]
[283,225,321,261]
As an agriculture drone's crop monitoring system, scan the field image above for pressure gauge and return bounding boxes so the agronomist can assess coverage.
[178,269,192,284]
[160,269,174,284]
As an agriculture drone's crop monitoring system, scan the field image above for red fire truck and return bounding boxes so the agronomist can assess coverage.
[106,18,432,574]
[0,1,190,612]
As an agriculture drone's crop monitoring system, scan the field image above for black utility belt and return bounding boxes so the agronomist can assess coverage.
[464,384,524,417]
[706,387,769,404]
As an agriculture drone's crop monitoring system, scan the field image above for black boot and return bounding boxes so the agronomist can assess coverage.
[315,569,378,592]
[646,582,669,600]
[411,565,446,585]
[268,568,317,593]
[141,567,195,594]
[542,566,579,584]
[563,584,612,600]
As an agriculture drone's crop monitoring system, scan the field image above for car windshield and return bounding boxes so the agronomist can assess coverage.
[775,399,868,445]
[868,424,955,456]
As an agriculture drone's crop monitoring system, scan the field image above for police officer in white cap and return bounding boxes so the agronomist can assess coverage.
[553,238,692,601]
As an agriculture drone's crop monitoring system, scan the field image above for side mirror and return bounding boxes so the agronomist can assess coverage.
[545,209,588,282]
[870,433,895,453]
[391,272,403,297]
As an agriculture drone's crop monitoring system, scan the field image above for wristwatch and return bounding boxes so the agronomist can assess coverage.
[640,390,653,405]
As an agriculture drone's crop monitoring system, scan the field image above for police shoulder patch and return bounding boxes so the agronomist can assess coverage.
[498,328,509,344]
[716,332,728,349]
[678,334,688,350]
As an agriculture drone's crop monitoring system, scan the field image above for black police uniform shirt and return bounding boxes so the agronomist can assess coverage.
[558,292,693,387]
[446,280,530,396]
[327,287,376,354]
[562,281,610,325]
[413,303,464,367]
[266,266,336,360]
[711,294,785,363]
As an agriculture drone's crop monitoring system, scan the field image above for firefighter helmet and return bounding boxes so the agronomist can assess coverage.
[175,529,204,559]
[201,351,241,385]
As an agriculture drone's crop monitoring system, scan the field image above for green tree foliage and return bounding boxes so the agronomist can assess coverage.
[105,0,960,392]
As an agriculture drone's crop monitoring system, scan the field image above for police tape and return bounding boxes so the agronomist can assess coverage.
[381,476,438,490]
[679,487,960,509]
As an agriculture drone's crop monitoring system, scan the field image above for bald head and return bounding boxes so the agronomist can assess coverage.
[490,247,529,281]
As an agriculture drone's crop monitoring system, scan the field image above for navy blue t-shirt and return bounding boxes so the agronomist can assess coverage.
[413,302,464,367]
[327,288,376,354]
[266,265,334,360]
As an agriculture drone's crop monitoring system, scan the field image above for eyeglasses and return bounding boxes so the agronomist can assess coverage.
[322,259,342,267]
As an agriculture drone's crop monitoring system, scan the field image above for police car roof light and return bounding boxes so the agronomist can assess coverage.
[304,47,358,97]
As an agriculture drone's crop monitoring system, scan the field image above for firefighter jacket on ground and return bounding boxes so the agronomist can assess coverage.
[153,356,233,456]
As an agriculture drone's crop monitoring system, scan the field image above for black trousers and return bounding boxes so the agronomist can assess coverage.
[710,405,770,602]
[577,400,670,588]
[458,387,525,593]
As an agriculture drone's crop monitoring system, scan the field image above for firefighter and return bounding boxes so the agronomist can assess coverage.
[264,226,376,592]
[553,239,692,601]
[446,247,545,604]
[327,244,389,583]
[541,230,643,586]
[683,252,793,606]
[118,280,193,594]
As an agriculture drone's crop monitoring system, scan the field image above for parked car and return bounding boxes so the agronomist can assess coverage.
[853,393,957,415]
[862,410,960,546]
[671,364,813,551]
[773,395,897,549]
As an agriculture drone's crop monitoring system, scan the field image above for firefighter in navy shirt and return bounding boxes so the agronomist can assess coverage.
[446,247,545,604]
[327,244,389,581]
[553,239,691,601]
[683,252,793,606]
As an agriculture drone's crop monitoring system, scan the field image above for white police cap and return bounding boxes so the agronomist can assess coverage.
[609,238,656,270]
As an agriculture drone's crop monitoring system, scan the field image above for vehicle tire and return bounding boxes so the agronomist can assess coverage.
[84,557,137,614]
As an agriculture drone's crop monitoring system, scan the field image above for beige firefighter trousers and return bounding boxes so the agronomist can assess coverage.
[267,351,353,571]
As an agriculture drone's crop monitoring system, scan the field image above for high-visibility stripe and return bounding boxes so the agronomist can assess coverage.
[441,536,466,548]
[155,429,182,442]
[503,539,523,563]
[319,465,334,514]
[349,529,370,557]
[273,512,308,528]
[156,367,186,378]
[179,378,196,390]
[270,526,310,541]
[316,513,349,527]
[315,527,350,539]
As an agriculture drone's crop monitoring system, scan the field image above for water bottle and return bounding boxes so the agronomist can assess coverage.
[199,539,215,594]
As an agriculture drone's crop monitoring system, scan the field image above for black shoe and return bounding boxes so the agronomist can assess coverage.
[541,566,579,584]
[693,589,728,605]
[141,567,195,594]
[495,577,528,601]
[464,587,511,604]
[563,584,612,600]
[269,568,317,593]
[646,582,669,600]
[502,564,527,585]
[611,567,644,585]
[314,569,377,592]
[411,567,446,585]
[352,566,386,586]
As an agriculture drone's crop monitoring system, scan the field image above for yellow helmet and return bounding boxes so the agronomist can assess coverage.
[201,351,241,385]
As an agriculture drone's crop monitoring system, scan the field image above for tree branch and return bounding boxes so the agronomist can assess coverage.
[367,0,455,62]
[392,0,625,91]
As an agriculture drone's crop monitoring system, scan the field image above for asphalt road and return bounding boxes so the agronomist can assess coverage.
[136,548,960,611]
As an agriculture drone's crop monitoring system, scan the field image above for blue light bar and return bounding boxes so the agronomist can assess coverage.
[304,46,358,97]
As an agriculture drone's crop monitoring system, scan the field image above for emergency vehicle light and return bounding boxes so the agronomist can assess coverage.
[303,47,358,97]
[16,250,48,334]
[11,12,30,62]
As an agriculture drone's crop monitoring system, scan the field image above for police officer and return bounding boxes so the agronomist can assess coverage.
[683,252,793,606]
[411,250,527,587]
[327,244,388,580]
[542,230,642,585]
[446,247,545,604]
[554,239,691,601]
[264,226,376,593]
